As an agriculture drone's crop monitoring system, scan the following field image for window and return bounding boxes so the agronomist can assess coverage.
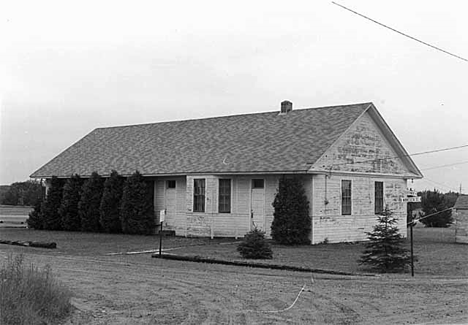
[252,179,264,189]
[341,180,352,215]
[218,179,231,213]
[193,179,205,212]
[166,180,176,189]
[375,181,384,214]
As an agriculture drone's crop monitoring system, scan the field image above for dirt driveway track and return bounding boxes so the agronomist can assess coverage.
[1,249,466,325]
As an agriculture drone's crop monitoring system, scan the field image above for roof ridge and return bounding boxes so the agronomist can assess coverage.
[95,102,373,130]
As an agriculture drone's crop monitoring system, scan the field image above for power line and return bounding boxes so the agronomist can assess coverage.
[417,177,460,193]
[332,2,468,63]
[408,207,453,226]
[411,144,468,157]
[421,160,468,171]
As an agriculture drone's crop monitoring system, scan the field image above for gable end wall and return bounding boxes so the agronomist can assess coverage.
[314,112,410,175]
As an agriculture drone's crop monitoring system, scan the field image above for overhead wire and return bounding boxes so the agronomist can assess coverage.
[408,207,453,226]
[332,2,468,63]
[420,160,468,171]
[417,177,460,193]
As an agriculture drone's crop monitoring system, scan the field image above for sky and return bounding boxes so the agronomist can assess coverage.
[1,0,467,193]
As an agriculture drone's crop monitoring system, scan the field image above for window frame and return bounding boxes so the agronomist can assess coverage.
[252,179,264,189]
[218,179,231,213]
[374,181,384,214]
[341,180,352,215]
[166,180,176,189]
[193,179,206,212]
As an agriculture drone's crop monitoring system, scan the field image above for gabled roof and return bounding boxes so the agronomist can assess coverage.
[454,195,468,210]
[30,102,416,178]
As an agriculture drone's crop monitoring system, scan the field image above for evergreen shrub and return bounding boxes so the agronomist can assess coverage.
[27,198,44,230]
[79,172,104,232]
[271,177,311,245]
[59,174,83,231]
[100,170,124,233]
[120,171,155,235]
[359,206,412,273]
[41,176,64,231]
[237,227,273,259]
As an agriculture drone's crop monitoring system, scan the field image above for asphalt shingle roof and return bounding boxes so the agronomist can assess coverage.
[30,102,372,178]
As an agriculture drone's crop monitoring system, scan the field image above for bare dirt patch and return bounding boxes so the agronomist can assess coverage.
[0,227,467,324]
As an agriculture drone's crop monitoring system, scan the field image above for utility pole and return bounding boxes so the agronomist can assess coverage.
[410,221,414,277]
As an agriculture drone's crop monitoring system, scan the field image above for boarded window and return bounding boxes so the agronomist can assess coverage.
[252,179,264,189]
[218,179,231,213]
[166,180,176,189]
[375,181,384,214]
[342,180,352,215]
[193,179,205,212]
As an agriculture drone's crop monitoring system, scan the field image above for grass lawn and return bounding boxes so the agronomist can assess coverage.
[1,226,467,324]
[0,226,466,277]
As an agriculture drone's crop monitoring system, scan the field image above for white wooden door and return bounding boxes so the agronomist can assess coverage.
[251,187,265,231]
[164,187,177,224]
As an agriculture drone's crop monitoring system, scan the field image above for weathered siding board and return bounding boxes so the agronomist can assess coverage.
[313,112,409,175]
[312,174,407,244]
[455,210,468,244]
[166,175,286,238]
[154,173,407,244]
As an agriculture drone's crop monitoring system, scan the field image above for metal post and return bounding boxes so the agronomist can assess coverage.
[159,221,163,257]
[410,222,414,277]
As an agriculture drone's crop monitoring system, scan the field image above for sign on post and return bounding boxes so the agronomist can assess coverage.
[401,197,421,203]
[159,210,166,257]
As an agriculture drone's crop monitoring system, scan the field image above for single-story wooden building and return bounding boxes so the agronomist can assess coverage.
[453,195,468,244]
[30,101,423,243]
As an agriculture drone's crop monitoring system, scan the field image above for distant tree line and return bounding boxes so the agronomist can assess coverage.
[408,189,457,228]
[0,180,44,206]
[27,170,155,235]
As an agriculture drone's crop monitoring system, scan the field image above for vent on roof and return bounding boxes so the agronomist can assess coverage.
[280,100,293,114]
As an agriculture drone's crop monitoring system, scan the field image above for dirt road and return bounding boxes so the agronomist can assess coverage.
[1,250,466,325]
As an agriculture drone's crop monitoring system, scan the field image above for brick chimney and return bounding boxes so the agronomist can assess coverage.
[280,100,293,114]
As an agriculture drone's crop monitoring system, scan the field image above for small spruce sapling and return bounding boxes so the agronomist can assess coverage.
[359,206,412,273]
[237,227,273,259]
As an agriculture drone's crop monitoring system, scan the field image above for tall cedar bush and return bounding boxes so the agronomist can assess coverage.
[59,174,83,231]
[79,172,104,232]
[420,190,453,227]
[41,176,64,230]
[27,197,44,229]
[237,227,273,259]
[100,170,124,233]
[359,206,412,273]
[271,177,311,245]
[120,171,155,235]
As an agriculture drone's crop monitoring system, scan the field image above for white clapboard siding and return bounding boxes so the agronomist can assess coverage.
[314,111,410,175]
[312,174,407,244]
[455,210,468,244]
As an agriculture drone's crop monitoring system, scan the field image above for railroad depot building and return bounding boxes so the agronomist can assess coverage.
[31,101,423,244]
